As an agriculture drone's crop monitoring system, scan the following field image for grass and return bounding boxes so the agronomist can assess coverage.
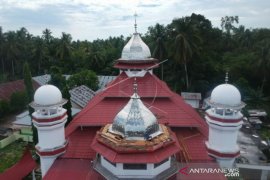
[0,139,28,173]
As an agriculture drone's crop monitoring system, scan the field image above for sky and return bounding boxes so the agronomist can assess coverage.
[0,0,270,41]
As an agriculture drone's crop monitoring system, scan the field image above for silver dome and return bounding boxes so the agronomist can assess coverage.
[111,86,160,140]
[121,33,151,60]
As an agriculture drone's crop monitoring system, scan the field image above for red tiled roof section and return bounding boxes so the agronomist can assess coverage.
[173,128,213,162]
[44,158,104,180]
[101,72,173,98]
[66,72,208,136]
[63,127,99,159]
[0,149,37,180]
[0,79,40,101]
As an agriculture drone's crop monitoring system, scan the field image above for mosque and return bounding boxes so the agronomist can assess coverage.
[30,24,245,179]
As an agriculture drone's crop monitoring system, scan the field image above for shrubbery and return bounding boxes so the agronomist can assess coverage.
[0,91,28,119]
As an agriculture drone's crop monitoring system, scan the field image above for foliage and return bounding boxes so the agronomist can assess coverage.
[0,100,10,119]
[0,140,28,172]
[49,68,73,125]
[9,91,27,112]
[23,62,34,103]
[0,13,270,114]
[67,69,98,90]
[63,86,72,126]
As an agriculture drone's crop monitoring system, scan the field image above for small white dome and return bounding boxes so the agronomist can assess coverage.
[210,84,241,106]
[121,33,151,60]
[34,85,62,106]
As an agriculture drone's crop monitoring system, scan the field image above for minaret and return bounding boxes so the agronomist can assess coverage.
[30,84,68,177]
[205,73,245,168]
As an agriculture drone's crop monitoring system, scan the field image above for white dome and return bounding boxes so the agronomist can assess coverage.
[34,85,62,106]
[210,84,241,106]
[121,33,151,60]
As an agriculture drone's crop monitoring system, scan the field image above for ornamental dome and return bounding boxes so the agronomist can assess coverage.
[210,84,241,107]
[111,86,160,140]
[121,33,151,60]
[34,85,62,106]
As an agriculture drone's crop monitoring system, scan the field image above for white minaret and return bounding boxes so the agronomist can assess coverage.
[205,73,245,168]
[30,84,68,177]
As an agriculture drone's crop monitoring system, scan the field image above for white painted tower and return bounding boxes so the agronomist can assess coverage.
[30,84,68,177]
[205,74,245,168]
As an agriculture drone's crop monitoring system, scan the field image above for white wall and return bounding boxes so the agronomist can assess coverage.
[101,156,171,179]
[40,156,57,177]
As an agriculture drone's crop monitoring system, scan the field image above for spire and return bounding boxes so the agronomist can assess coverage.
[225,71,229,84]
[132,77,139,99]
[133,77,137,93]
[134,12,138,33]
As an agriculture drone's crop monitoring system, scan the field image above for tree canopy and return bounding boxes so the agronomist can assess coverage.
[0,13,269,113]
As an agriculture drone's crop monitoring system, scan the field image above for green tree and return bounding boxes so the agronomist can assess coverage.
[23,62,34,103]
[169,16,202,90]
[23,61,38,144]
[63,86,72,126]
[0,100,10,119]
[0,27,5,75]
[9,91,27,112]
[221,16,239,35]
[257,39,270,93]
[4,31,20,77]
[150,23,167,80]
[67,70,98,90]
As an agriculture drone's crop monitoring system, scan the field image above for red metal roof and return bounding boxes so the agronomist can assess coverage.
[66,72,208,137]
[63,127,99,159]
[43,158,104,180]
[173,128,212,162]
[0,149,37,180]
[0,79,40,101]
[53,71,213,179]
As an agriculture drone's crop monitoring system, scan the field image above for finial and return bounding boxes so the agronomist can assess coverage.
[225,71,229,84]
[134,12,138,33]
[133,77,138,94]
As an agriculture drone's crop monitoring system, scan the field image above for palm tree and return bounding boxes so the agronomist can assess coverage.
[170,17,202,90]
[234,25,253,49]
[42,28,53,44]
[174,33,192,90]
[32,37,46,74]
[56,33,72,61]
[0,27,5,75]
[257,39,270,93]
[4,31,20,77]
[151,24,167,80]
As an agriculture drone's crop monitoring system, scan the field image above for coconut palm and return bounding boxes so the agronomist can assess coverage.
[4,31,21,77]
[257,39,270,93]
[170,17,202,90]
[0,27,5,75]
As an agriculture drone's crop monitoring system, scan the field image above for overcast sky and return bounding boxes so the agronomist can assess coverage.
[0,0,270,41]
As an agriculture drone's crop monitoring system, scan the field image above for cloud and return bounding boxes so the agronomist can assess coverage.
[0,0,269,40]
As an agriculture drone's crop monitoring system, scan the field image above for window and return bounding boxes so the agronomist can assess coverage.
[154,158,169,168]
[123,163,147,170]
[104,157,116,167]
[215,108,223,115]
